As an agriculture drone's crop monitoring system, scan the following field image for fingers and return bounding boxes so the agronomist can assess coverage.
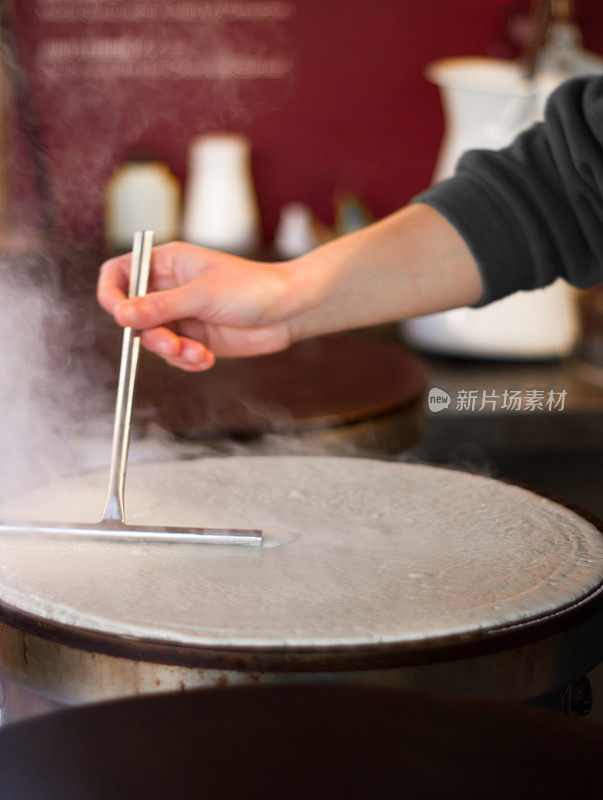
[139,326,182,358]
[178,318,291,358]
[114,282,208,330]
[97,254,131,313]
[140,327,215,372]
[161,338,216,371]
[97,242,192,315]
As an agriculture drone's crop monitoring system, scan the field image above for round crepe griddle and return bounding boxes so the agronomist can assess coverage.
[0,456,601,667]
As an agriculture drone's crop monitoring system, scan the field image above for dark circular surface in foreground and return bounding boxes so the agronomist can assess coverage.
[1,684,602,799]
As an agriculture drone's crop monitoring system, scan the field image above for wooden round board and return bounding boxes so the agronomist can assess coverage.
[134,334,428,437]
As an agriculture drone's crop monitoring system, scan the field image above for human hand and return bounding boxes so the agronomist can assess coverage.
[97,242,317,371]
[97,207,482,372]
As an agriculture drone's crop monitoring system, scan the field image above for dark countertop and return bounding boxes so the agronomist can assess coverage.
[409,352,603,519]
[418,354,603,454]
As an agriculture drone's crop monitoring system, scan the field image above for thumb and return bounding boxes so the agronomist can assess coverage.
[114,283,208,329]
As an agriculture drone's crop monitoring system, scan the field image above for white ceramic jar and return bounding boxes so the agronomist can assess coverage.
[104,158,181,251]
[183,133,261,255]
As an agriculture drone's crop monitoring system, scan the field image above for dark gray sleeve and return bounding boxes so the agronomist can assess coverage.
[414,76,603,306]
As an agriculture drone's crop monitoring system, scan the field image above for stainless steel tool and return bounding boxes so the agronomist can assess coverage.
[0,231,262,546]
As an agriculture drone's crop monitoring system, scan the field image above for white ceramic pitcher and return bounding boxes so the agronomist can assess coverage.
[405,56,585,359]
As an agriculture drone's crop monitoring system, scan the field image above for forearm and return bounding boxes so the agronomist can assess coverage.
[287,203,483,342]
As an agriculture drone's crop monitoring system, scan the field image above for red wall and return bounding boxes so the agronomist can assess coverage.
[8,0,603,244]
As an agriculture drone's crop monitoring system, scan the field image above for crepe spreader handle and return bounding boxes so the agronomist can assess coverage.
[0,230,261,545]
[102,231,153,523]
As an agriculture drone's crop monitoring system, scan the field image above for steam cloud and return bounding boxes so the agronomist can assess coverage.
[0,252,113,503]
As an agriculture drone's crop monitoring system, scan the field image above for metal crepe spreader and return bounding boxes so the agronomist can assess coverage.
[0,232,262,546]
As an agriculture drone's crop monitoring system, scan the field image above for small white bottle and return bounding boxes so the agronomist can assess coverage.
[183,133,261,255]
[105,158,181,252]
[274,203,317,259]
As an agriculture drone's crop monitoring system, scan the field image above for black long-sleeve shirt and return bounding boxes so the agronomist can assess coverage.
[415,76,603,306]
